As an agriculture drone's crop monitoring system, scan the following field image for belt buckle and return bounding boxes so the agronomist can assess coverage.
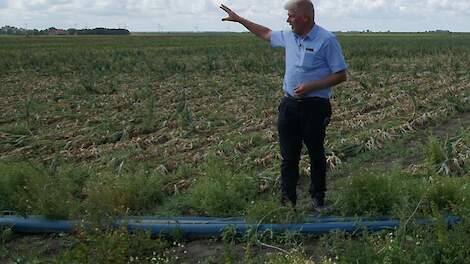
[285,94,306,103]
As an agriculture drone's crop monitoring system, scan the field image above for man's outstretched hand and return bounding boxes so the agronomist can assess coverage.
[220,4,242,23]
[220,3,271,41]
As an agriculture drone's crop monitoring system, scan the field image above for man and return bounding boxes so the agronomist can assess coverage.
[220,0,347,210]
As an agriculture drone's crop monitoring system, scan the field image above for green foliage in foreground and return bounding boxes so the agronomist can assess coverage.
[184,158,256,217]
[56,228,169,264]
[244,199,305,224]
[1,131,469,221]
[331,169,469,217]
[0,161,87,219]
[0,160,170,220]
[425,132,470,176]
[2,216,469,263]
[1,128,469,263]
[321,216,470,264]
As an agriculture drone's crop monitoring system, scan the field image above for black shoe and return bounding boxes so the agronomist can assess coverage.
[281,196,296,208]
[310,194,329,213]
[311,193,325,206]
[315,196,325,207]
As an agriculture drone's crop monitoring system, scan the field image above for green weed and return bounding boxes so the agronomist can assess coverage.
[264,248,315,264]
[176,100,194,131]
[424,133,469,176]
[320,216,470,264]
[0,228,13,258]
[82,169,168,222]
[56,228,169,264]
[0,122,31,136]
[244,199,304,224]
[139,82,158,133]
[423,177,466,213]
[180,156,258,217]
[0,161,83,219]
[332,168,406,216]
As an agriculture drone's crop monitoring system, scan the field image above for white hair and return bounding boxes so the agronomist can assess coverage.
[284,0,314,19]
[284,0,313,10]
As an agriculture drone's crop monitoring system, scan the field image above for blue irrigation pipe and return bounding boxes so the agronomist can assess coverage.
[0,216,461,238]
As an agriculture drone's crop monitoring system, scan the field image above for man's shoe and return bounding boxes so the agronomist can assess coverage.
[312,204,331,214]
[310,198,331,214]
[315,197,324,207]
[281,196,296,208]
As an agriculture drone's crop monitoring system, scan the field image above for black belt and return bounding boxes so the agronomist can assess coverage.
[284,94,329,103]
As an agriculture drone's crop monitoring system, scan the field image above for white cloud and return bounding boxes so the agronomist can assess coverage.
[427,0,470,14]
[0,0,8,9]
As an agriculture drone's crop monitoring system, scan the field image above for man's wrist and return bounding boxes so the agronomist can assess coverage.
[307,82,317,92]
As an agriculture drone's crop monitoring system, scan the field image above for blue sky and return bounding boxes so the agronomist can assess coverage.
[1,0,469,32]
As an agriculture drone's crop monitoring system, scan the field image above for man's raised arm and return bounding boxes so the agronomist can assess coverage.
[220,4,272,41]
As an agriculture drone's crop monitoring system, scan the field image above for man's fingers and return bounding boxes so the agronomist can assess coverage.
[220,4,239,22]
[294,85,304,96]
[220,4,230,11]
[220,4,231,13]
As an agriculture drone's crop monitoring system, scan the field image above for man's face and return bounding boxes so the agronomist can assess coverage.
[287,9,305,34]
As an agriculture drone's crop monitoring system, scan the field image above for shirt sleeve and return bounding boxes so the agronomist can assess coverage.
[325,37,348,73]
[270,31,286,48]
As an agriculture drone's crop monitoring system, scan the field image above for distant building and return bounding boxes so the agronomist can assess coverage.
[426,29,451,33]
[49,29,67,35]
[1,25,130,35]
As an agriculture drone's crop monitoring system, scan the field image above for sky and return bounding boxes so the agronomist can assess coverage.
[1,0,469,32]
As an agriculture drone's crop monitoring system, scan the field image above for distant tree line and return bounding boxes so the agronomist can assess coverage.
[0,26,130,36]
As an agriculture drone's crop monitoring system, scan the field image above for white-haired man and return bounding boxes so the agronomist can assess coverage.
[221,0,347,210]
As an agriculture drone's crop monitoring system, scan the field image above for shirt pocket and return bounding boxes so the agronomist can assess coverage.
[300,51,322,69]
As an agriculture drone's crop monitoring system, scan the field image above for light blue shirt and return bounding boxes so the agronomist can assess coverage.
[270,24,347,99]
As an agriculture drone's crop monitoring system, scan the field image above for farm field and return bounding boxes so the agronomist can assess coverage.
[1,33,469,263]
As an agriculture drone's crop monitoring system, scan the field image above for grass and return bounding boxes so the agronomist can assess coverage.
[56,228,169,263]
[330,166,470,218]
[320,215,470,264]
[424,133,470,176]
[0,160,171,221]
[162,156,259,217]
[0,161,82,219]
[0,33,469,262]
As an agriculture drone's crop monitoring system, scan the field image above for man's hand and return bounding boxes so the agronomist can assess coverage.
[220,4,242,23]
[294,71,347,96]
[294,83,311,97]
[220,4,272,41]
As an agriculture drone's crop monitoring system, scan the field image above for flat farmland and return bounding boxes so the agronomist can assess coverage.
[0,33,469,262]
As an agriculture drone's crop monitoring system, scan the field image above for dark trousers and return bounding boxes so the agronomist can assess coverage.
[277,96,332,205]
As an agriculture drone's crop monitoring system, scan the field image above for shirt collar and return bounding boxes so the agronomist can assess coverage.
[305,24,318,40]
[294,24,318,40]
